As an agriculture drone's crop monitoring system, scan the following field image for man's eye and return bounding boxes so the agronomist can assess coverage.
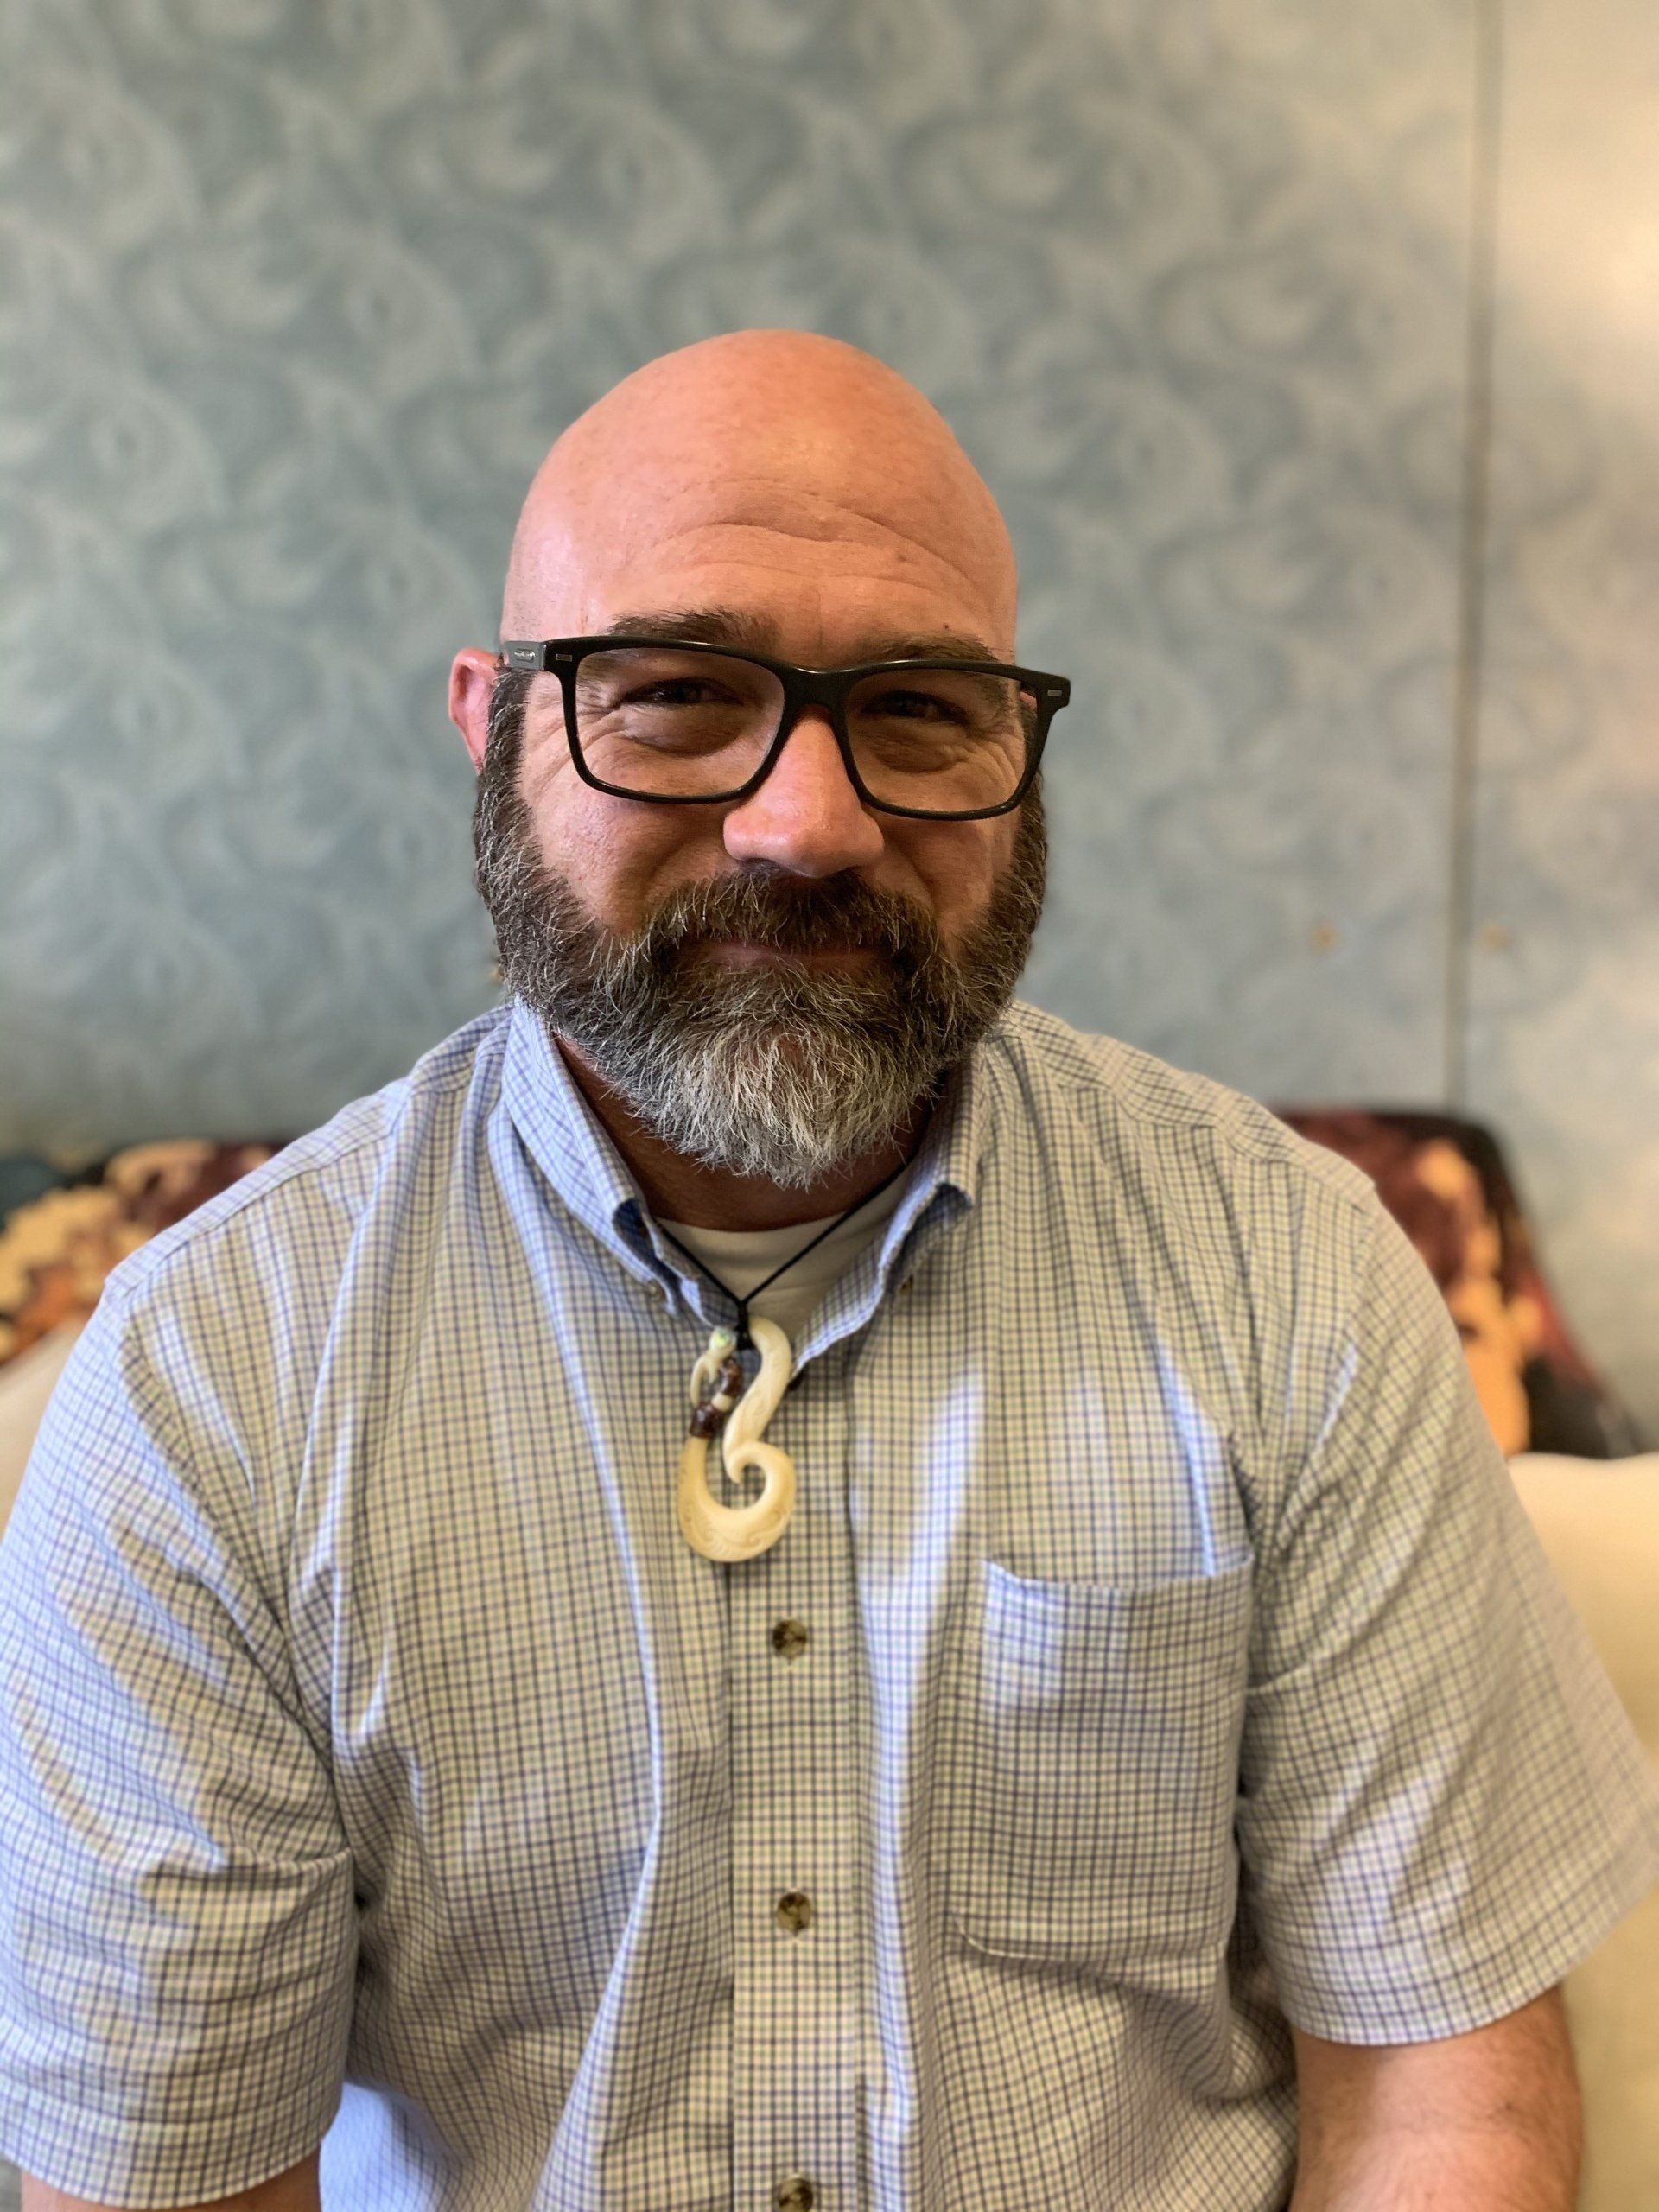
[865,689,963,721]
[626,681,724,706]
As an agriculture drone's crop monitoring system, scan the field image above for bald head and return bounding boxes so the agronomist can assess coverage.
[501,331,1018,658]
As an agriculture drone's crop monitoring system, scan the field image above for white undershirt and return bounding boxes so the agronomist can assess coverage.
[657,1167,914,1347]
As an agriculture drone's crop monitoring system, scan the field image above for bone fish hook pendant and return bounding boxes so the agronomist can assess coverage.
[677,1319,797,1561]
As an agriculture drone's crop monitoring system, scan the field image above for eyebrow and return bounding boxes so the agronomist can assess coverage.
[596,607,1009,666]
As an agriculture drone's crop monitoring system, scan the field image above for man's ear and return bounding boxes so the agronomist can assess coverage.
[448,648,500,773]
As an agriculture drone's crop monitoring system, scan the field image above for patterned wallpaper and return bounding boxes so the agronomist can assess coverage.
[1,0,1654,1434]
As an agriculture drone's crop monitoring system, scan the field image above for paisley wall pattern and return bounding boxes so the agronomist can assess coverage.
[1,0,1654,1434]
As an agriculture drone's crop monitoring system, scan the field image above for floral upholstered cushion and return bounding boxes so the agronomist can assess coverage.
[0,1141,284,1370]
[1274,1108,1645,1460]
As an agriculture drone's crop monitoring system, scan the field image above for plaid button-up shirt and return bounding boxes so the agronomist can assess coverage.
[3,996,1656,2210]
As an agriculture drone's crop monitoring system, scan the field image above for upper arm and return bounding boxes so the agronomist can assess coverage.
[0,1303,353,2203]
[1237,1199,1659,2042]
[22,2145,322,2211]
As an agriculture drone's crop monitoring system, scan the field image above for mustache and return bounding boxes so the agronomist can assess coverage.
[633,868,940,972]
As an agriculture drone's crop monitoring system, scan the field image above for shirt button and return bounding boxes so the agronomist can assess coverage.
[645,1281,665,1303]
[775,1889,814,1934]
[899,1274,915,1294]
[770,1618,809,1661]
[776,2177,815,2210]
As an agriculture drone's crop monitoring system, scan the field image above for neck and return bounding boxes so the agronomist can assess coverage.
[554,1035,932,1231]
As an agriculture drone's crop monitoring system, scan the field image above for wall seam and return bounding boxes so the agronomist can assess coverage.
[1445,0,1506,1109]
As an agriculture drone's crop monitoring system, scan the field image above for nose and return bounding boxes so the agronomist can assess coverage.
[720,704,886,877]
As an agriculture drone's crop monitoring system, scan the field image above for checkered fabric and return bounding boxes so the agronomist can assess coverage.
[3,997,1656,2211]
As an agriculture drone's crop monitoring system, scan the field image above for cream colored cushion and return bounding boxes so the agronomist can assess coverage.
[0,1322,84,1540]
[1509,1452,1659,2209]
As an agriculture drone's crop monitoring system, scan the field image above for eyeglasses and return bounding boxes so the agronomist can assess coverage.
[497,636,1071,821]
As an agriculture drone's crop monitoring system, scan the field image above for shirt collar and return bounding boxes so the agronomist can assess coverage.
[499,994,994,1323]
[501,998,660,1284]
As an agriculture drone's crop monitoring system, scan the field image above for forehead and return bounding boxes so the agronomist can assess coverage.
[507,381,1017,652]
[537,502,1009,657]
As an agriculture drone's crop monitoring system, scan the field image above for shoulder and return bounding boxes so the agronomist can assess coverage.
[987,998,1378,1220]
[15,1009,513,1605]
[981,1002,1392,1482]
[94,1004,513,1338]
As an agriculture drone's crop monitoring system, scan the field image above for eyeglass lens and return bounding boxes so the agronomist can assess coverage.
[571,646,1033,813]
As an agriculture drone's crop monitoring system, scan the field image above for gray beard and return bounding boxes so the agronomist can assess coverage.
[472,671,1047,1190]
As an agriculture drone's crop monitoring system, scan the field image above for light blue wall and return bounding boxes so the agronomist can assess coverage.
[2,0,1654,1433]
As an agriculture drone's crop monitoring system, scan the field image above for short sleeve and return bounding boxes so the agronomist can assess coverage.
[0,1288,356,2206]
[1236,1195,1659,2044]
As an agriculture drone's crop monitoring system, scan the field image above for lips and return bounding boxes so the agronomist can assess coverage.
[703,940,874,963]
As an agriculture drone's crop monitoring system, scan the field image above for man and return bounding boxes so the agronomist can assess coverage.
[2,330,1656,2212]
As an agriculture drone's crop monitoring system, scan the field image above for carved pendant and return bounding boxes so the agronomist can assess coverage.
[677,1319,797,1561]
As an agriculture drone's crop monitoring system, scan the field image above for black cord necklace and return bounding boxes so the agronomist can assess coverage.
[652,1149,915,1353]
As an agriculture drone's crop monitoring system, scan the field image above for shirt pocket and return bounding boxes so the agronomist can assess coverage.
[935,1554,1254,1974]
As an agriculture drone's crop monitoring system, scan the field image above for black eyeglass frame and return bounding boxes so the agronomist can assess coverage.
[498,636,1071,822]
